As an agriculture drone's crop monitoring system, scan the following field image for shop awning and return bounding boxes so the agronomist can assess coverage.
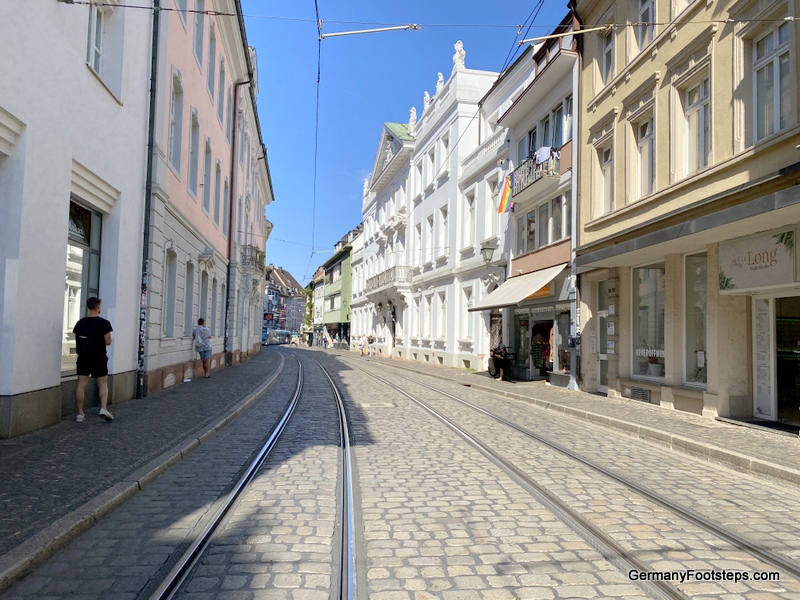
[468,264,567,312]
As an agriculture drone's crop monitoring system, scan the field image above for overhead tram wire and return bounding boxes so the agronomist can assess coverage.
[57,3,797,29]
[303,0,323,282]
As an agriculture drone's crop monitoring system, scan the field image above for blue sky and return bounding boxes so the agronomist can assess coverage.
[242,1,569,285]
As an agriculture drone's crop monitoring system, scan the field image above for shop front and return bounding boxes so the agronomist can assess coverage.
[721,228,800,428]
[470,263,573,385]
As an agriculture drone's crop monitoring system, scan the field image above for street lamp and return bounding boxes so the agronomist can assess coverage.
[480,242,495,265]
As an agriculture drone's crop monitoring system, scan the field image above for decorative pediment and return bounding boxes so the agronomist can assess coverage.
[368,123,414,191]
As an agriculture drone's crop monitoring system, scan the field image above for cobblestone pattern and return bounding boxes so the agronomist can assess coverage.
[174,352,342,600]
[1,356,300,600]
[359,360,800,598]
[0,351,283,557]
[314,352,651,600]
[350,350,800,474]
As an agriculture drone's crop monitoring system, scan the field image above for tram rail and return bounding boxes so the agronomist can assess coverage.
[150,353,358,600]
[344,357,800,599]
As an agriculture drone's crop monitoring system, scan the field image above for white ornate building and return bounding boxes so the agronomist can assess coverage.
[351,42,505,370]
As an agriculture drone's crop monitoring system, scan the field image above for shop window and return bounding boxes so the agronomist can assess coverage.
[62,201,102,374]
[555,309,571,373]
[685,254,707,386]
[633,264,666,377]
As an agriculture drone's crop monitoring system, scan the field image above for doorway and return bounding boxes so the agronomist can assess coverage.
[775,297,800,425]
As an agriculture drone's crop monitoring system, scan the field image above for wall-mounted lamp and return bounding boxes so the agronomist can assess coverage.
[480,242,495,265]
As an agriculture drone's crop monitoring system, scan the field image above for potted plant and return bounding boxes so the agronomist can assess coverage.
[646,350,663,377]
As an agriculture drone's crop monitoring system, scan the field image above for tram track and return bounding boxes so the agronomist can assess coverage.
[344,357,800,599]
[150,353,358,600]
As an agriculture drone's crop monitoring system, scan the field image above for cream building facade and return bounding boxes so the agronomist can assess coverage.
[573,0,800,425]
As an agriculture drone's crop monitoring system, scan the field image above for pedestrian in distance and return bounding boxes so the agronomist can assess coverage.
[367,334,375,356]
[73,297,114,422]
[358,335,365,356]
[192,318,213,378]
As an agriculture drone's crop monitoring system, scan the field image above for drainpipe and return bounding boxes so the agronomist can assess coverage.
[136,0,161,399]
[567,7,581,391]
[223,79,250,363]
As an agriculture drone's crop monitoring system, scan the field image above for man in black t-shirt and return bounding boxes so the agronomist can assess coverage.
[72,297,114,422]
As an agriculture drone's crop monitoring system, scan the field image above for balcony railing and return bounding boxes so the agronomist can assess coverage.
[241,245,265,272]
[512,147,560,197]
[365,265,411,293]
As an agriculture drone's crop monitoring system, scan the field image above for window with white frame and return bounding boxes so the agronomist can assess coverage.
[188,111,200,195]
[226,86,233,141]
[515,194,570,255]
[438,292,446,338]
[636,0,654,53]
[415,223,422,266]
[184,262,195,336]
[685,78,709,174]
[202,140,212,212]
[426,216,434,263]
[597,144,614,215]
[207,24,216,97]
[164,250,177,337]
[217,60,225,121]
[213,161,221,225]
[425,295,432,337]
[462,287,473,339]
[194,0,205,65]
[538,202,549,247]
[754,21,790,141]
[168,76,184,172]
[635,116,654,198]
[553,104,564,149]
[176,0,188,21]
[540,115,551,149]
[426,149,435,187]
[463,191,475,248]
[440,134,450,174]
[685,253,707,386]
[564,95,573,142]
[601,27,615,86]
[222,179,229,236]
[487,177,499,237]
[439,206,448,256]
[211,279,217,335]
[415,162,423,197]
[413,296,421,338]
[87,4,107,75]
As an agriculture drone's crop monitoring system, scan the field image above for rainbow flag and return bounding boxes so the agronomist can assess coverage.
[497,174,513,214]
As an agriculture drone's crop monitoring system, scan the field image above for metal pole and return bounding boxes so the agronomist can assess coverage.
[136,0,161,398]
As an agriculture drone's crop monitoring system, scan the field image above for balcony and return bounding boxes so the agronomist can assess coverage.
[365,266,412,294]
[512,148,560,198]
[241,245,265,273]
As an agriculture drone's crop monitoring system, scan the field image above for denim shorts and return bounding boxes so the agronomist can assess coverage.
[199,349,212,360]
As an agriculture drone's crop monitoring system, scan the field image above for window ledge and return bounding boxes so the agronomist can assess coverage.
[86,63,123,105]
[459,244,475,255]
[412,192,423,204]
[457,338,474,345]
[437,169,450,182]
[424,181,435,193]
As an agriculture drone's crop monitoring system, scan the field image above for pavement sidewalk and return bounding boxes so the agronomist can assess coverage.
[332,349,800,488]
[0,349,284,590]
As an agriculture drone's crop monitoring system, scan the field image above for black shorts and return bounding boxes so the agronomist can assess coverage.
[76,355,108,378]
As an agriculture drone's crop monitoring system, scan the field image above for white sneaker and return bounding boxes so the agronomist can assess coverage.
[76,414,85,423]
[99,408,114,422]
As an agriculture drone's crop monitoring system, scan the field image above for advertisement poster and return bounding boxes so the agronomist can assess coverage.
[719,229,795,292]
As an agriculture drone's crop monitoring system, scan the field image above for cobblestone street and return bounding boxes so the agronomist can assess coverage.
[3,347,800,599]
